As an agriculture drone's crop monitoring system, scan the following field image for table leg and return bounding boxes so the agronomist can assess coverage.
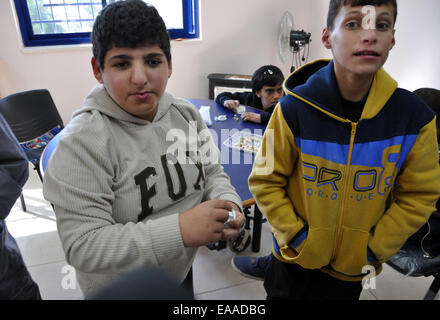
[252,204,262,252]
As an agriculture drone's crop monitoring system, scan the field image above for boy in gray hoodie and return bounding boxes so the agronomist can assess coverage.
[43,0,244,298]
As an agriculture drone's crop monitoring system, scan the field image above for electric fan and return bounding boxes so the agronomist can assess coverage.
[277,11,312,72]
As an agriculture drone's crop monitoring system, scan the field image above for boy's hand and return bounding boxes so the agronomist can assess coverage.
[241,112,262,124]
[179,200,244,247]
[223,201,245,238]
[223,100,239,113]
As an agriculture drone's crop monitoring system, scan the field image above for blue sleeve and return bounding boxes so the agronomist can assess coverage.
[289,227,308,249]
[215,92,254,108]
[367,247,379,263]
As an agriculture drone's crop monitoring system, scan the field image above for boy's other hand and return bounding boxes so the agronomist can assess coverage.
[241,112,262,124]
[223,100,239,113]
[179,200,243,247]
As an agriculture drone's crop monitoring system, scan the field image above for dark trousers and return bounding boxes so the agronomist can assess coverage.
[181,267,194,296]
[0,223,42,300]
[264,255,363,300]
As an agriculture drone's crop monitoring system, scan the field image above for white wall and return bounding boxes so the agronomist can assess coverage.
[1,0,439,124]
[387,0,440,90]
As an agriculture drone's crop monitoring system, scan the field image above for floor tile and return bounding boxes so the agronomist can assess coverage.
[5,216,57,238]
[369,263,437,300]
[193,212,273,297]
[359,289,377,300]
[193,246,254,295]
[195,281,266,300]
[5,208,37,222]
[27,261,84,300]
[13,230,65,267]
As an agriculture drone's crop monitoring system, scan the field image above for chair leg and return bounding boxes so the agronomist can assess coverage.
[251,204,263,252]
[34,164,43,182]
[20,193,27,212]
[424,274,440,300]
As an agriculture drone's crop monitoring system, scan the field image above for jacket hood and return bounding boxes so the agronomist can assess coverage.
[72,85,173,125]
[283,59,398,122]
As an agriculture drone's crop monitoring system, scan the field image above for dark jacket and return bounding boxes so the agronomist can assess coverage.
[0,113,41,300]
[215,91,274,125]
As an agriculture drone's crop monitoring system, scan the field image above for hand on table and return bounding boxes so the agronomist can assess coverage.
[223,100,239,113]
[241,112,262,124]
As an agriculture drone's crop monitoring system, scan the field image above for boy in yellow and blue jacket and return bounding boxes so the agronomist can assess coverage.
[248,0,440,300]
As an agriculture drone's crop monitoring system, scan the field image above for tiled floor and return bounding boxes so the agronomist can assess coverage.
[6,165,438,300]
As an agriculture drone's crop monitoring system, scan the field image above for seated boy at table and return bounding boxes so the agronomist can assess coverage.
[215,65,284,124]
[43,0,244,299]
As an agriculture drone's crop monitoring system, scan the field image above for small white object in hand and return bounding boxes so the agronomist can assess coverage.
[225,209,236,227]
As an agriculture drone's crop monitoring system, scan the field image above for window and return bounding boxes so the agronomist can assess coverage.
[13,0,199,47]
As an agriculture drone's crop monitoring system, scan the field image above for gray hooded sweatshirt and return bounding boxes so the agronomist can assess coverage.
[43,85,242,298]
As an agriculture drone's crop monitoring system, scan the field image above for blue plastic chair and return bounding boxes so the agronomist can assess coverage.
[39,132,60,178]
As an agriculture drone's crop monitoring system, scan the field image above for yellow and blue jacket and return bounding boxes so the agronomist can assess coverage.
[249,59,440,281]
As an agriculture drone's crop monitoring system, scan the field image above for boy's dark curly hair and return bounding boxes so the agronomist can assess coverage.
[327,0,397,30]
[92,0,171,69]
[252,65,285,94]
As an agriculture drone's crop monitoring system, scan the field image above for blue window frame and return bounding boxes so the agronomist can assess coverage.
[13,0,199,47]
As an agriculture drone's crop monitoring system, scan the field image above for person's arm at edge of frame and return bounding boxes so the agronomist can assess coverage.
[0,114,29,284]
[0,114,29,219]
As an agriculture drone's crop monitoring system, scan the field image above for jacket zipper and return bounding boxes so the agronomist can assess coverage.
[331,122,357,260]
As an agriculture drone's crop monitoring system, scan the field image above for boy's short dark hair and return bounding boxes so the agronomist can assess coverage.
[252,65,285,93]
[414,88,440,126]
[327,0,398,30]
[92,0,171,69]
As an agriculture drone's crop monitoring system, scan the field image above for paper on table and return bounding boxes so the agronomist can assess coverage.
[223,131,263,154]
[199,106,212,126]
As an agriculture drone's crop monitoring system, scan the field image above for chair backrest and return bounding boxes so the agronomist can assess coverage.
[40,132,60,179]
[0,89,64,143]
